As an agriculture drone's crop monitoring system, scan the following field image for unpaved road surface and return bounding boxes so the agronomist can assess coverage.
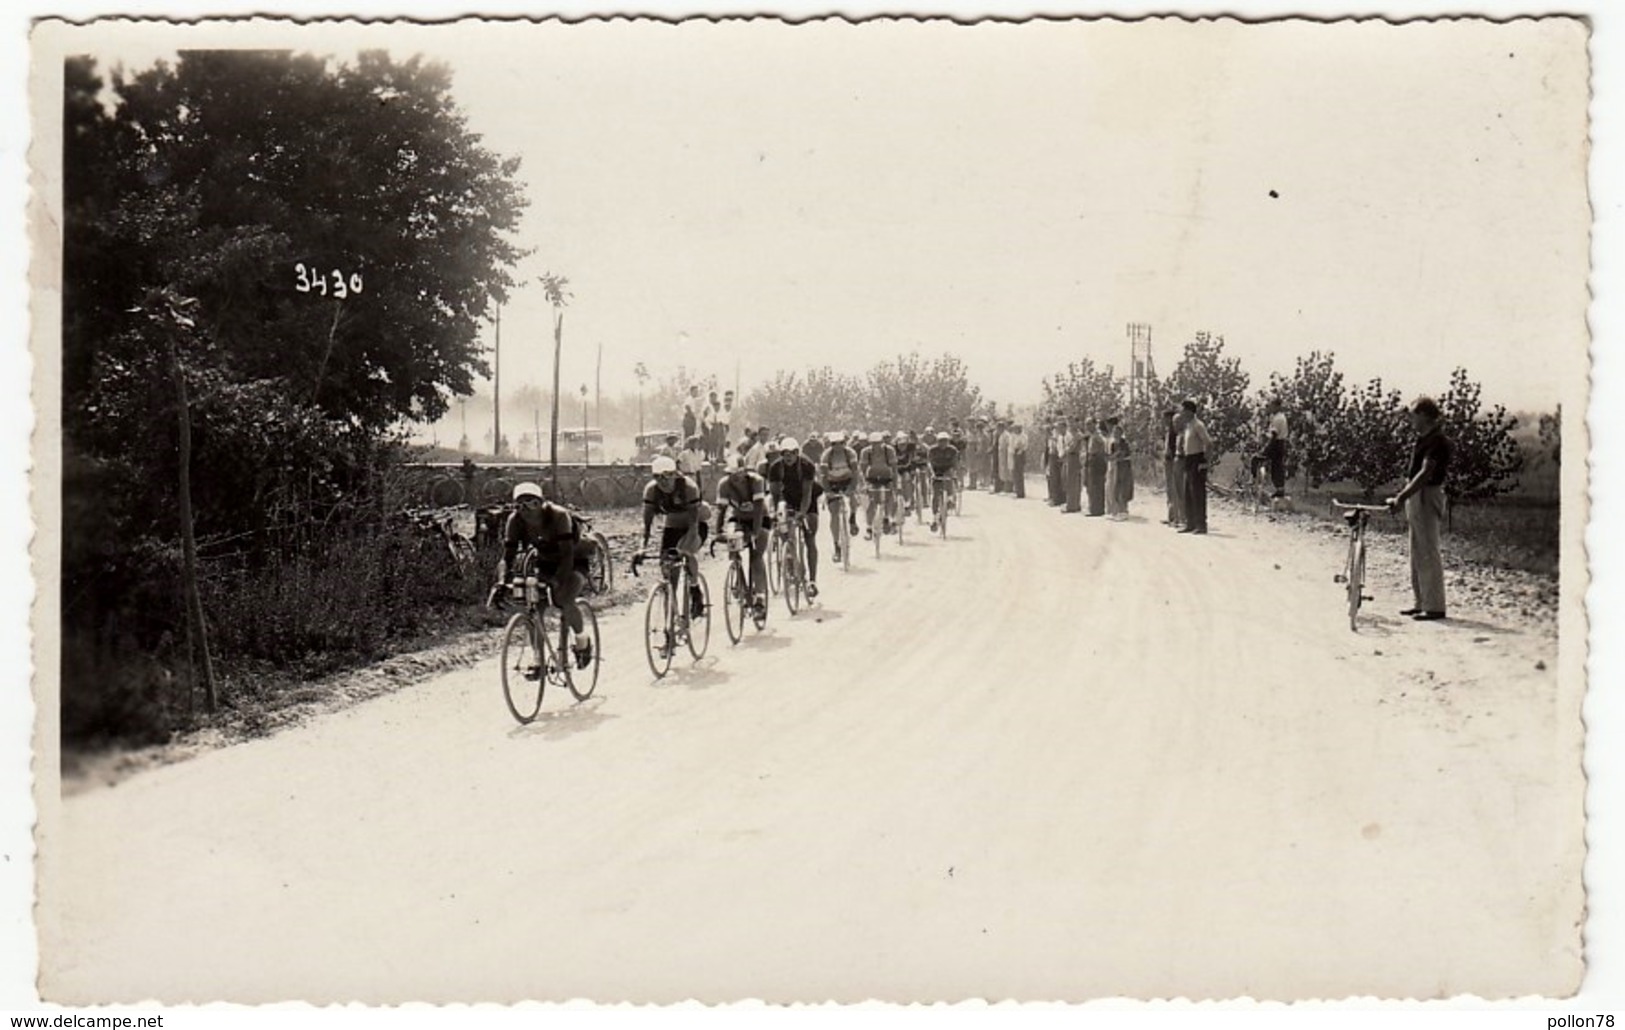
[39,488,1584,1003]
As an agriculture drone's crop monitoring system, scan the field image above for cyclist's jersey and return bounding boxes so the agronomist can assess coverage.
[801,438,825,465]
[926,442,961,476]
[949,431,968,452]
[642,475,703,529]
[503,503,580,571]
[860,443,898,482]
[821,443,858,484]
[715,471,768,527]
[770,454,823,511]
[895,441,918,469]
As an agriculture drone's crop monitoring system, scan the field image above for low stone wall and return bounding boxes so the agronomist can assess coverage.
[402,462,656,510]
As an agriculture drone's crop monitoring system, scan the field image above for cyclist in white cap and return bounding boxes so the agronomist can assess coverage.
[769,437,823,598]
[491,482,593,667]
[819,429,861,554]
[858,430,899,539]
[642,455,707,614]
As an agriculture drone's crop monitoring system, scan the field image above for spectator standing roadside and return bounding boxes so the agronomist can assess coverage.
[657,431,681,460]
[1062,417,1083,513]
[1085,419,1109,517]
[1010,423,1028,498]
[719,390,736,460]
[967,420,986,490]
[678,435,707,494]
[1265,398,1290,499]
[700,391,719,463]
[682,385,701,443]
[1163,408,1186,527]
[1178,398,1212,535]
[1045,422,1064,506]
[1386,396,1452,620]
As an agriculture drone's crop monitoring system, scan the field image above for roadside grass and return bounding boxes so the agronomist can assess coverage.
[61,508,648,765]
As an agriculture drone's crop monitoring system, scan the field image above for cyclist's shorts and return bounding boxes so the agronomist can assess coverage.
[866,475,895,487]
[825,478,855,496]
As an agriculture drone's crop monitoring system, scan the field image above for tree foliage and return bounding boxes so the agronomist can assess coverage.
[1258,350,1347,488]
[1539,404,1562,469]
[1328,378,1410,498]
[1164,332,1253,459]
[1039,357,1121,427]
[1438,366,1524,502]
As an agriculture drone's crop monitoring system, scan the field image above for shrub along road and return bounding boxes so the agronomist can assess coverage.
[39,486,1583,1003]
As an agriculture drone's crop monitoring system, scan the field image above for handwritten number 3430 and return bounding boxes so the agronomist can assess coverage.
[295,263,364,299]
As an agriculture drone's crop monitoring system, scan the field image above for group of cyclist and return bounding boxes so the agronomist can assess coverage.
[488,419,981,662]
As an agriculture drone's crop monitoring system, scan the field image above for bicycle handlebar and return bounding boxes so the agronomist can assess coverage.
[629,549,685,577]
[1332,501,1392,512]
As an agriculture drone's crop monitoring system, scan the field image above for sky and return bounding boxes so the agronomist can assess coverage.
[52,16,1592,414]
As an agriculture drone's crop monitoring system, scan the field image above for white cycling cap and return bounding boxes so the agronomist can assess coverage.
[781,437,800,452]
[512,481,545,501]
[651,456,678,475]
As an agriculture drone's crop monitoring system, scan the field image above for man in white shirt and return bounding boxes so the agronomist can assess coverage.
[1178,398,1212,535]
[719,390,736,462]
[682,385,701,442]
[1264,398,1290,499]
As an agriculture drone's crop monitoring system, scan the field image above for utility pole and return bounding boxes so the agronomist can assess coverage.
[595,342,603,438]
[492,302,502,458]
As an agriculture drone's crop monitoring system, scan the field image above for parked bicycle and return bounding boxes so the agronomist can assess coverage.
[498,547,601,724]
[630,548,711,677]
[710,531,767,643]
[1332,501,1391,632]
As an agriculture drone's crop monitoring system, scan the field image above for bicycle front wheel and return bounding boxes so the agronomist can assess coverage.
[645,583,674,678]
[724,561,746,644]
[782,542,801,616]
[766,532,783,595]
[500,612,545,723]
[1347,540,1367,632]
[687,572,711,659]
[566,602,601,701]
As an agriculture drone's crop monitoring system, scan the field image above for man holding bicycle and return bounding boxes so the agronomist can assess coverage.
[491,482,593,669]
[713,454,771,619]
[769,436,823,599]
[641,456,708,616]
[1387,396,1452,621]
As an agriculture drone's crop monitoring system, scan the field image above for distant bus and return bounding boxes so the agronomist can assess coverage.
[558,427,605,462]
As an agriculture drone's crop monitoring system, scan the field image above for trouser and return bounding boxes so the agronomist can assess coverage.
[727,520,770,600]
[1265,438,1286,494]
[1406,485,1447,613]
[1086,456,1107,515]
[1012,453,1026,497]
[968,454,981,490]
[659,524,706,608]
[865,478,896,529]
[1063,453,1082,512]
[1046,456,1063,504]
[1105,461,1121,515]
[1116,459,1134,506]
[1166,458,1186,524]
[1182,454,1208,531]
[990,448,1001,491]
[794,508,821,582]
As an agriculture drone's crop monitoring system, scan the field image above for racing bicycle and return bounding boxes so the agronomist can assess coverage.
[498,548,601,724]
[710,530,767,644]
[1332,501,1390,632]
[631,547,711,677]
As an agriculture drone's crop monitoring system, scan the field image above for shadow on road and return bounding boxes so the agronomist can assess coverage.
[670,660,735,690]
[507,698,618,741]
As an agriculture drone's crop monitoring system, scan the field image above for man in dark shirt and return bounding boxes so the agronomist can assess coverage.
[494,481,591,667]
[771,437,824,597]
[1387,396,1453,620]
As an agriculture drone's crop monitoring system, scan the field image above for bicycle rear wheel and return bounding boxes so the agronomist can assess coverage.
[566,602,601,701]
[724,561,747,644]
[584,531,614,594]
[1347,539,1367,632]
[500,612,545,723]
[686,572,711,659]
[644,583,674,678]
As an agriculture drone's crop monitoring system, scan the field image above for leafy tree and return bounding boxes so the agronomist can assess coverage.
[862,352,983,429]
[1539,403,1562,469]
[1040,357,1121,427]
[1329,378,1410,499]
[1259,350,1347,488]
[745,366,864,436]
[1164,332,1253,459]
[1438,367,1523,502]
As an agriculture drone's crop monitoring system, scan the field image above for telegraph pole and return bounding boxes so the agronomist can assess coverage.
[492,302,502,457]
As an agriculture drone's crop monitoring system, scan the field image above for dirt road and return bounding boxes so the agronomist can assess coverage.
[39,487,1585,1003]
